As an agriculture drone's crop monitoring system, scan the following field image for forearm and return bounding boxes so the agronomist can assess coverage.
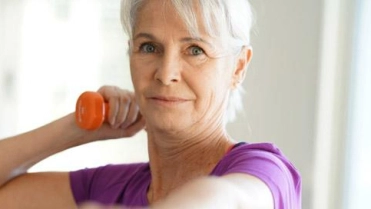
[151,177,247,209]
[0,113,88,186]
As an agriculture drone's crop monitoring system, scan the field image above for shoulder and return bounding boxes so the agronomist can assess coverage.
[216,143,299,178]
[212,142,302,209]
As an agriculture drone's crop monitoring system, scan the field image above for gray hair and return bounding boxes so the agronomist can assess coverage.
[120,0,253,123]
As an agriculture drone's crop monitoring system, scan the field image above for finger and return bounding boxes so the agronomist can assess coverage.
[114,93,131,129]
[119,96,140,129]
[97,86,119,126]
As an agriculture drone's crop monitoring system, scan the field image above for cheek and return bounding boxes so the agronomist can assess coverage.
[202,61,233,91]
[191,67,230,105]
[129,63,140,90]
[129,67,147,113]
[130,57,153,86]
[207,64,234,105]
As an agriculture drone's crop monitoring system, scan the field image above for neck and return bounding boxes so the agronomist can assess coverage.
[146,124,235,203]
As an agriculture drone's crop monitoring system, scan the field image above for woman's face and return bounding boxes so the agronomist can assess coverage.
[130,1,243,133]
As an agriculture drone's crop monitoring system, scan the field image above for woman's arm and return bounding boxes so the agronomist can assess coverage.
[0,172,76,209]
[0,113,87,209]
[151,174,273,209]
[78,174,273,209]
[0,86,145,209]
[0,113,86,186]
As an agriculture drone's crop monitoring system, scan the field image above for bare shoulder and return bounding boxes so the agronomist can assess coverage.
[0,172,76,209]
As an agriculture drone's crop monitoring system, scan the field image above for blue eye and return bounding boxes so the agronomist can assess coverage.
[140,43,156,53]
[190,46,204,55]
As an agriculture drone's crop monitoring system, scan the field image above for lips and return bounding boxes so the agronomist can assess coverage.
[146,94,192,107]
[149,96,189,102]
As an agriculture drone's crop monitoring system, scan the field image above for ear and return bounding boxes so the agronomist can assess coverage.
[231,46,253,89]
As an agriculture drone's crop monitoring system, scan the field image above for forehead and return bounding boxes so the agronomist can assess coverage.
[134,0,206,38]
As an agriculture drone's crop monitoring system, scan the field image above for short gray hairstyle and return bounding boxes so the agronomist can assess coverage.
[120,0,253,123]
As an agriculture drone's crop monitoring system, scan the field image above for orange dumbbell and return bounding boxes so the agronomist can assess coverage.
[75,91,109,130]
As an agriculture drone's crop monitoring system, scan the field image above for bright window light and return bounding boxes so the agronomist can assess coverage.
[344,0,371,208]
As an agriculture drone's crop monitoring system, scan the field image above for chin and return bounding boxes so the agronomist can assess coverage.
[145,113,192,134]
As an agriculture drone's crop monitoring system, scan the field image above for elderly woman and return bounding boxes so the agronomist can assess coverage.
[0,0,301,208]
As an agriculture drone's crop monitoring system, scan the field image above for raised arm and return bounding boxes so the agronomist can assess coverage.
[0,113,84,209]
[0,113,86,187]
[0,86,145,209]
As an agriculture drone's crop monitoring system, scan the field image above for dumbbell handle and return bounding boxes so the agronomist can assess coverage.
[75,91,109,130]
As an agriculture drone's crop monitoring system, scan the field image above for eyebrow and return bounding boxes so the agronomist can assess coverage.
[133,33,157,41]
[180,37,213,47]
[133,32,213,47]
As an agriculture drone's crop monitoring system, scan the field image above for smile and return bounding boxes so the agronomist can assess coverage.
[148,96,191,106]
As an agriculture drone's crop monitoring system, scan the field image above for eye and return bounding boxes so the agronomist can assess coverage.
[139,43,157,53]
[189,46,205,56]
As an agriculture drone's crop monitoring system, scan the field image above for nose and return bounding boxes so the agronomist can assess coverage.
[154,51,181,85]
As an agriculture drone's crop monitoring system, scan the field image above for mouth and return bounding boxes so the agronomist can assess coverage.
[148,95,191,105]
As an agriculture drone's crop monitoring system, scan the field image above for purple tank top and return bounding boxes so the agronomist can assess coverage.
[70,143,301,209]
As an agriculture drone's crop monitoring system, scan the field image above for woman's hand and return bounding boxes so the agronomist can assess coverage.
[85,85,145,141]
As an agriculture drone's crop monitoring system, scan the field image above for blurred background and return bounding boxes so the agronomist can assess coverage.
[0,0,369,208]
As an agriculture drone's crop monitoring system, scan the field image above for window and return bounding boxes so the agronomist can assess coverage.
[344,0,371,208]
